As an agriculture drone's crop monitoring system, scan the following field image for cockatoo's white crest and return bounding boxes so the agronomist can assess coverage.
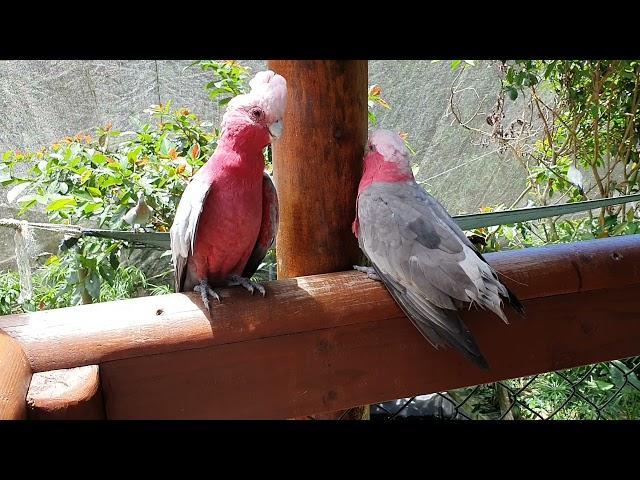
[369,129,409,164]
[223,70,287,127]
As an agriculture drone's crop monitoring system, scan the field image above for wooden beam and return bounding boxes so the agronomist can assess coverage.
[96,285,640,419]
[267,60,368,419]
[0,331,32,420]
[26,366,105,420]
[2,235,638,373]
[1,236,639,418]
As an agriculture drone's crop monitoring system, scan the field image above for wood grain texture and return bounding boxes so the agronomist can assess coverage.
[1,235,639,375]
[484,234,640,299]
[268,60,367,278]
[26,365,105,420]
[1,271,399,373]
[0,331,32,420]
[99,285,640,419]
[268,59,369,420]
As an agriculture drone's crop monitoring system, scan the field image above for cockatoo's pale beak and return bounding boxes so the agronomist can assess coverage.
[268,120,283,139]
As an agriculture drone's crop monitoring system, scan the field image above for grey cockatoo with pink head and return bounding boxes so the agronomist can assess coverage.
[353,129,525,369]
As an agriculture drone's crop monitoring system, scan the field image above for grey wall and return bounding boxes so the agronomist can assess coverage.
[0,60,528,270]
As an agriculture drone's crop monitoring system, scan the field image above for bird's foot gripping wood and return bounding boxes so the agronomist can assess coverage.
[353,265,381,282]
[226,276,266,297]
[194,280,221,314]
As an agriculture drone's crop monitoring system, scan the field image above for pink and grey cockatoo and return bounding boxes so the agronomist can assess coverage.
[170,70,286,314]
[352,129,524,369]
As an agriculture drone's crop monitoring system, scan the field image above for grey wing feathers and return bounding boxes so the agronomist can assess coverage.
[242,172,279,278]
[170,178,213,292]
[361,183,515,316]
[357,181,522,369]
[424,188,525,315]
[371,263,489,369]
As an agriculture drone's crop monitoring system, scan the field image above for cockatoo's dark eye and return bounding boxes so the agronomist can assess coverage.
[250,108,264,120]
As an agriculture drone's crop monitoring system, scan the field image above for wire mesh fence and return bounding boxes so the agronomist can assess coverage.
[370,356,640,420]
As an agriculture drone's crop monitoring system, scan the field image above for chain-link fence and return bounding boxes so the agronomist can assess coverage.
[370,356,640,420]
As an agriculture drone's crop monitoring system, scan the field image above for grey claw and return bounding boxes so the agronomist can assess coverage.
[354,264,373,274]
[353,265,381,282]
[194,281,221,316]
[227,276,267,297]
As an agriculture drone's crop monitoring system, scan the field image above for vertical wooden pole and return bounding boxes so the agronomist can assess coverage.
[267,60,369,420]
[268,60,367,277]
[0,331,32,420]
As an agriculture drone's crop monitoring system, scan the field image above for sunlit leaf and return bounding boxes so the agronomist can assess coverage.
[7,182,31,203]
[46,196,77,212]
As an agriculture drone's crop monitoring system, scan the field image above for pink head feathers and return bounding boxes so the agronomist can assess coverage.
[368,129,410,165]
[222,70,288,135]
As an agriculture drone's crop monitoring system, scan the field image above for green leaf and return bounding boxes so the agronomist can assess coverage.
[92,153,107,165]
[87,187,102,198]
[451,60,462,71]
[80,170,92,184]
[594,380,614,391]
[6,182,31,203]
[109,250,119,270]
[544,60,557,78]
[506,68,515,84]
[611,222,627,236]
[16,194,37,204]
[83,202,104,215]
[508,87,518,101]
[159,136,172,155]
[70,287,84,306]
[46,196,77,212]
[2,151,13,161]
[98,263,116,286]
[18,199,37,216]
[0,165,11,183]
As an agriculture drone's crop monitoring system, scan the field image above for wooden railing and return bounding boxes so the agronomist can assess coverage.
[2,235,640,419]
[3,61,640,419]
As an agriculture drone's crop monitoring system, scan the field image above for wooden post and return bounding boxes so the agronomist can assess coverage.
[267,60,368,419]
[268,60,367,277]
[0,331,32,419]
[26,366,106,420]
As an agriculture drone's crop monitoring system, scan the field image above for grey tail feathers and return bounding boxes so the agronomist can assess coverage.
[504,285,525,316]
[371,263,490,371]
[471,247,525,317]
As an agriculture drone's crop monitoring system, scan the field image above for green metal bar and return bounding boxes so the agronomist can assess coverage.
[453,193,640,230]
[5,193,640,250]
